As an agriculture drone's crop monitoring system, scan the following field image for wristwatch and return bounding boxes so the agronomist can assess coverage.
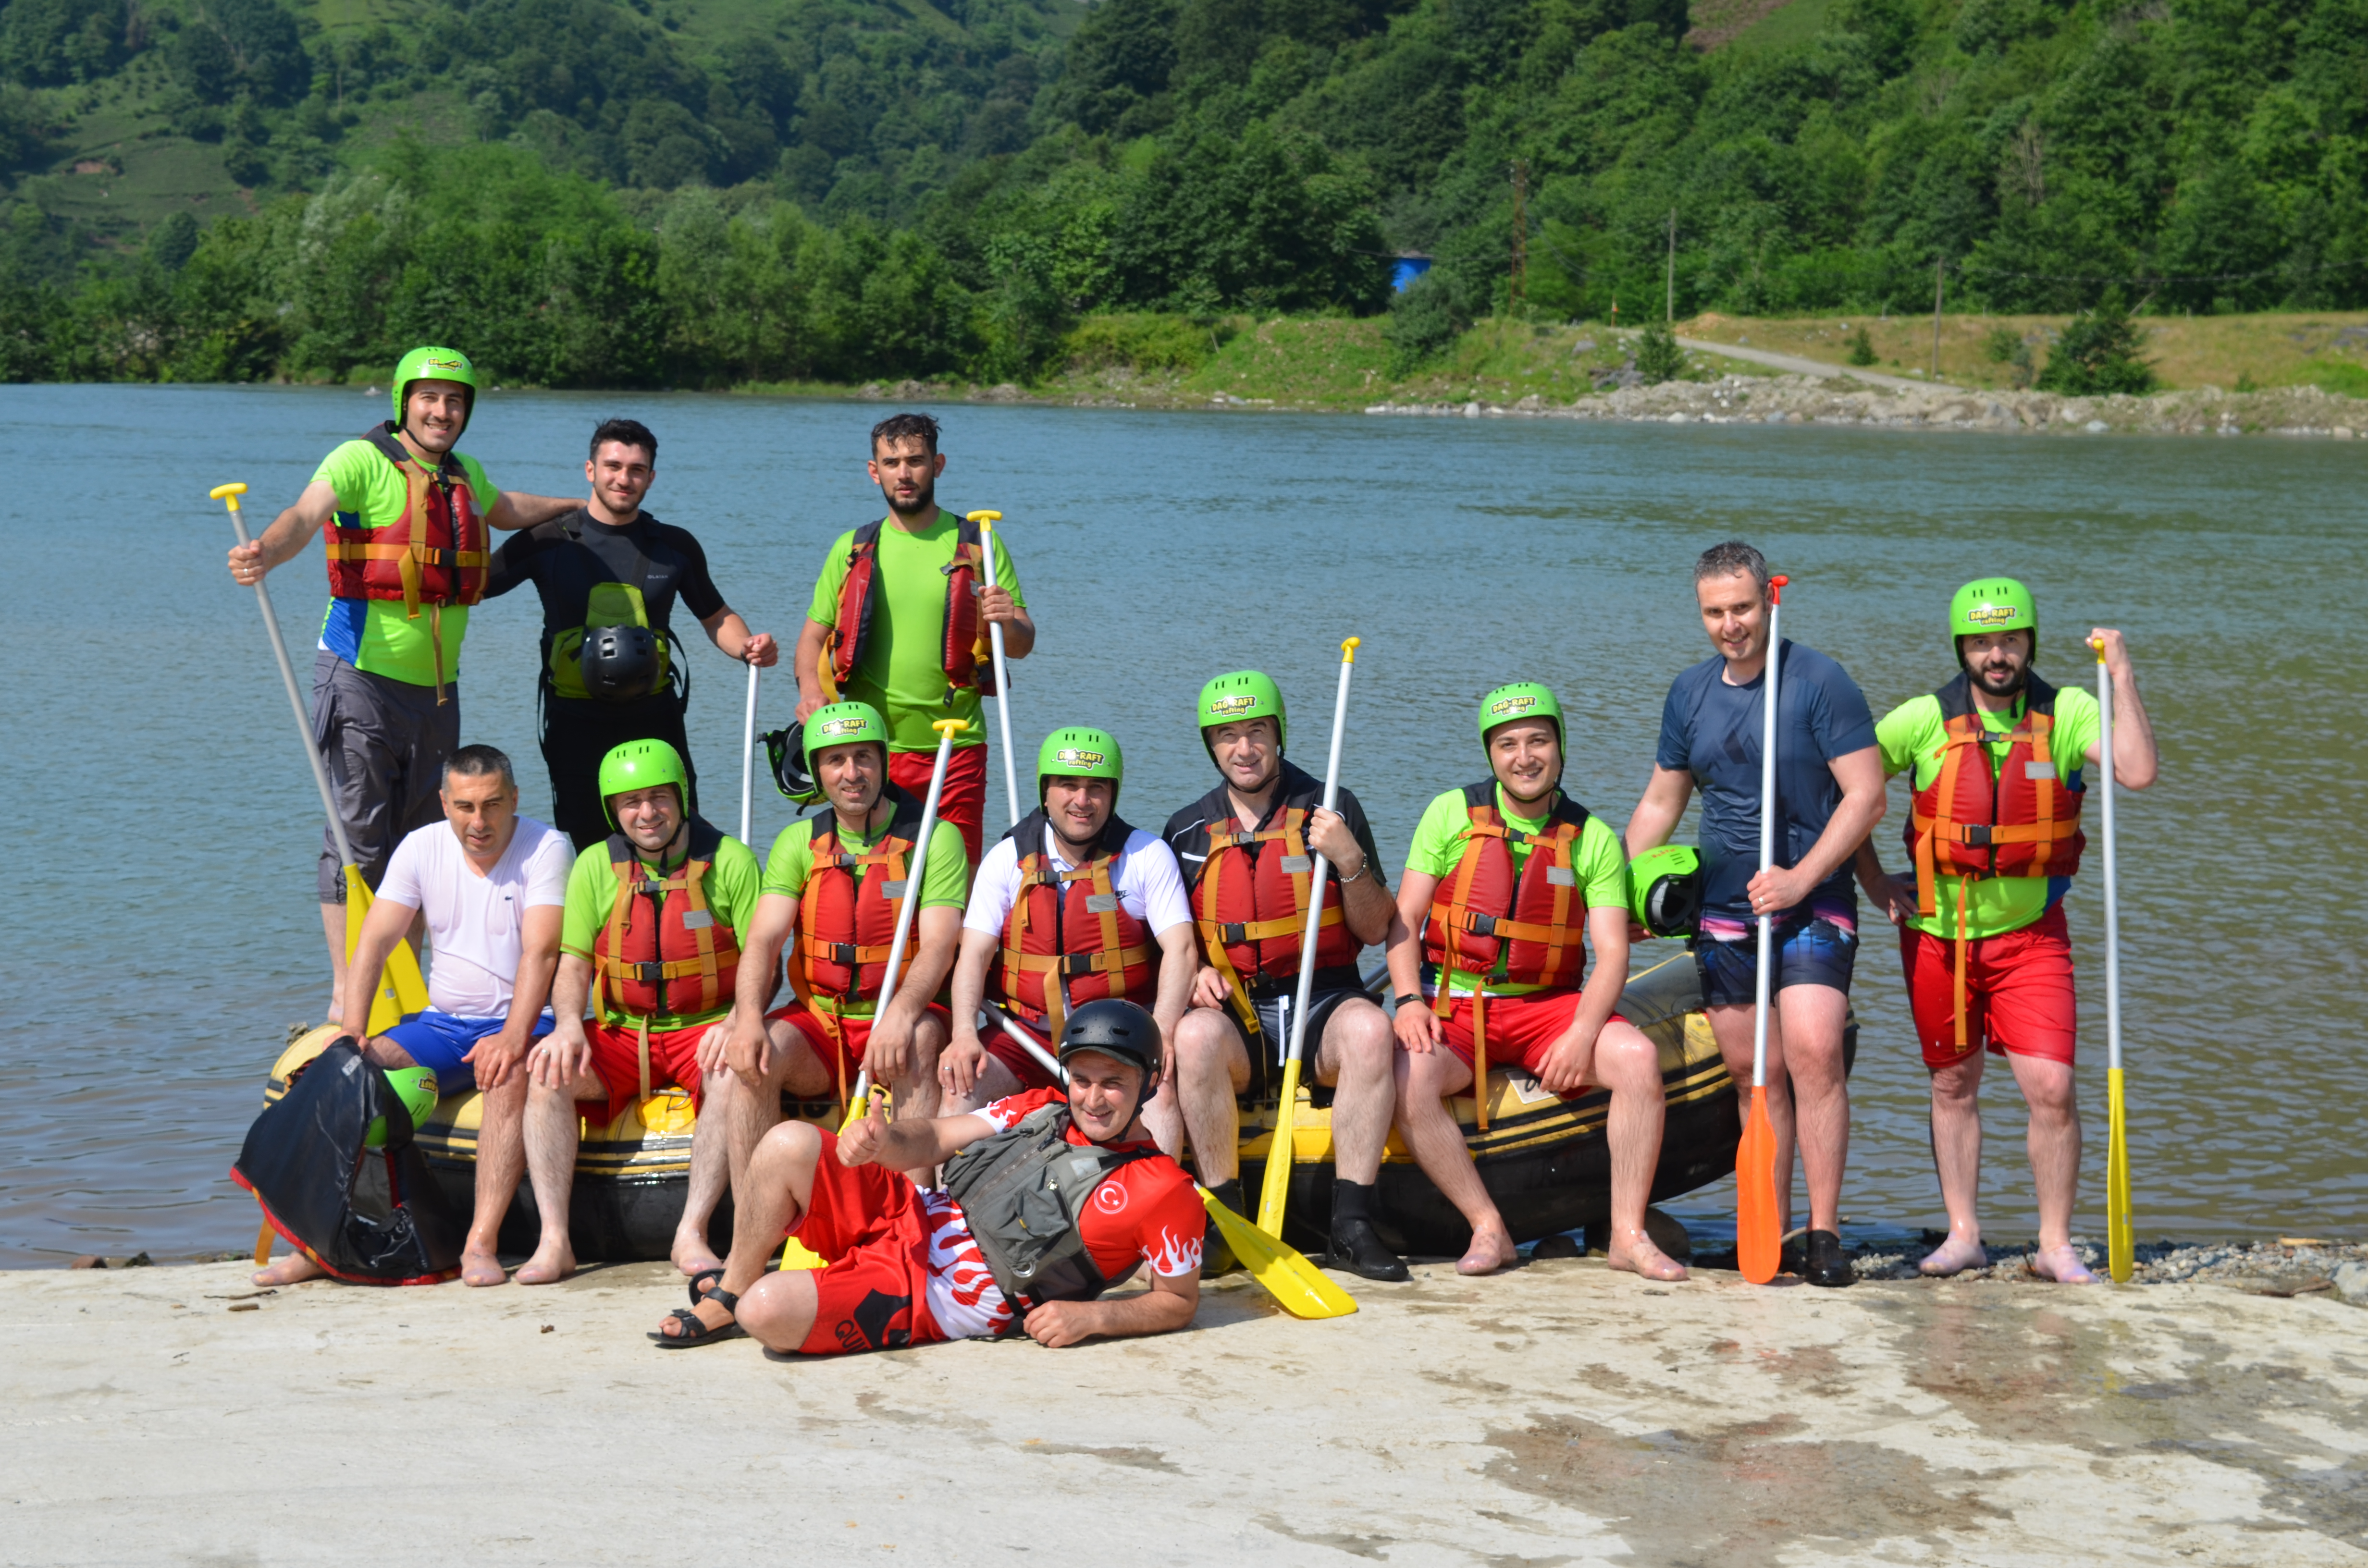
[1393,992,1424,1010]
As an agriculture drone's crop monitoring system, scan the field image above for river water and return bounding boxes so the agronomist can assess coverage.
[3,383,2359,1265]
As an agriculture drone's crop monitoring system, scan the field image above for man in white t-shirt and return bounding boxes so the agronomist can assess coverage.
[256,745,569,1289]
[943,725,1196,1112]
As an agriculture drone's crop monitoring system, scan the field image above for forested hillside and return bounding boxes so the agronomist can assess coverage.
[4,0,2367,385]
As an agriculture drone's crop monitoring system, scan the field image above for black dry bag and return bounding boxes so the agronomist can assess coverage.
[230,1038,468,1285]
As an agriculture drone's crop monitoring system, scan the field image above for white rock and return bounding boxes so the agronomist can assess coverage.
[2335,1261,2368,1305]
[2085,420,2109,433]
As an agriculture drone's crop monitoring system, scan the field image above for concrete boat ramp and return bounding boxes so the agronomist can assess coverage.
[5,1258,2364,1566]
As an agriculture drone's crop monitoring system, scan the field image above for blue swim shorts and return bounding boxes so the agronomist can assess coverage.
[1692,914,1858,1008]
[379,1008,556,1093]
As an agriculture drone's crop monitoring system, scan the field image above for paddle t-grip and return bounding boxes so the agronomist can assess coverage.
[1340,635,1359,662]
[1767,572,1788,606]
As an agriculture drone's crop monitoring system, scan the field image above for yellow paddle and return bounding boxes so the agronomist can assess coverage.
[1256,636,1358,1240]
[984,1002,1356,1321]
[1735,573,1788,1286]
[780,717,968,1272]
[2094,637,2133,1283]
[211,484,426,1031]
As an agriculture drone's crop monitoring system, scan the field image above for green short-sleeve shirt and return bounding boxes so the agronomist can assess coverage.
[311,439,501,687]
[1874,683,2100,942]
[804,512,1024,752]
[560,831,764,1028]
[1405,784,1628,997]
[761,808,969,1019]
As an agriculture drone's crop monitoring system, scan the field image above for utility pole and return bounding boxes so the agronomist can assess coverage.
[1510,160,1528,309]
[1932,256,1945,380]
[1665,208,1676,323]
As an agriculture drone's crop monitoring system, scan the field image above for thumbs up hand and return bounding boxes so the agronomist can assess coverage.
[838,1090,890,1167]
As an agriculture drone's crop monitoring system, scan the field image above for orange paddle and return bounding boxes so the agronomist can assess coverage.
[1735,573,1788,1286]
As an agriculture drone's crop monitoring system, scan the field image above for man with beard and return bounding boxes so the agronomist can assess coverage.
[1853,580,2157,1284]
[1386,685,1687,1282]
[1625,540,1886,1289]
[483,417,778,851]
[941,727,1196,1111]
[650,1000,1203,1353]
[224,347,580,1003]
[792,413,1034,864]
[1159,672,1405,1280]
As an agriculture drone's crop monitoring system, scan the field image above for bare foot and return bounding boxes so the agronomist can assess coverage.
[1919,1231,1988,1277]
[1608,1235,1689,1282]
[2028,1243,2100,1285]
[253,1252,323,1287]
[1455,1227,1519,1276]
[671,1233,724,1279]
[460,1248,508,1287]
[514,1244,576,1286]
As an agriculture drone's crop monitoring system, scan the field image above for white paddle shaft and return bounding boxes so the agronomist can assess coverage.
[1751,596,1782,1092]
[984,1000,1067,1083]
[740,662,760,847]
[2097,649,2121,1076]
[847,723,961,1103]
[223,499,360,871]
[974,514,1023,830]
[1283,645,1358,1077]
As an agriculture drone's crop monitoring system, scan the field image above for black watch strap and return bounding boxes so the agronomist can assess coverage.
[1392,992,1424,1009]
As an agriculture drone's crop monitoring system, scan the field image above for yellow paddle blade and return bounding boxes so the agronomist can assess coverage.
[343,868,430,1032]
[778,1235,830,1273]
[2107,1067,2134,1284]
[1205,1186,1356,1320]
[1254,1057,1304,1238]
[1736,1086,1781,1285]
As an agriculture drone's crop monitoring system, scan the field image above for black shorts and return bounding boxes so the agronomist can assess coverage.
[540,686,698,854]
[1233,973,1375,1101]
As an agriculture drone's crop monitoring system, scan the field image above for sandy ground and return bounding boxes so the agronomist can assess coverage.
[1677,336,1942,391]
[6,1256,2365,1566]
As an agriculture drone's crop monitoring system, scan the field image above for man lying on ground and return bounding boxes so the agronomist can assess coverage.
[652,1000,1204,1353]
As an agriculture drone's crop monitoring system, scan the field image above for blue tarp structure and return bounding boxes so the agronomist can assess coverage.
[1392,256,1432,292]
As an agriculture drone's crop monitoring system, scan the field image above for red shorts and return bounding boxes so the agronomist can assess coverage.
[789,1129,951,1355]
[984,1012,1062,1091]
[889,743,988,866]
[1434,991,1628,1094]
[1899,904,2077,1069]
[580,1018,712,1125]
[766,1002,952,1092]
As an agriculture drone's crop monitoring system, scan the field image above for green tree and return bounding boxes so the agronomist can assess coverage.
[2035,290,2157,394]
[1635,317,1682,383]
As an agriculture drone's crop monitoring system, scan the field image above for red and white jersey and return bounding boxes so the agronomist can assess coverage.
[924,1087,1206,1340]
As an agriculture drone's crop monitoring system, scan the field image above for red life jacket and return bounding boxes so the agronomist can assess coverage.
[322,424,490,613]
[996,808,1158,1039]
[1905,672,2087,1054]
[1194,804,1359,1012]
[788,786,926,1011]
[1420,782,1594,1129]
[591,819,743,1052]
[819,515,996,706]
[1906,672,2087,916]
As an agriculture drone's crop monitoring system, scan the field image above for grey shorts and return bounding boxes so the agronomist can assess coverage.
[311,651,460,903]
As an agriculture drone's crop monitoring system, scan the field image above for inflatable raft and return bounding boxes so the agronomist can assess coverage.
[261,952,1854,1262]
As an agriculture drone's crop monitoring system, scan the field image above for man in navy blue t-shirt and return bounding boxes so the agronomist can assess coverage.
[1625,541,1886,1289]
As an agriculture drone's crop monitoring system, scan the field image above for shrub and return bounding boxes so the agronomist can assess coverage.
[2035,290,2155,395]
[1060,313,1212,374]
[1847,325,1877,366]
[1383,270,1464,375]
[1635,317,1683,384]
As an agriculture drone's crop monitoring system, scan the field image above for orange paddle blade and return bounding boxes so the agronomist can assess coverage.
[1736,1086,1781,1285]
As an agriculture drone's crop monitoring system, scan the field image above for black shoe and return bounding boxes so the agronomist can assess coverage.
[1325,1216,1412,1282]
[1202,1179,1246,1277]
[1803,1228,1857,1288]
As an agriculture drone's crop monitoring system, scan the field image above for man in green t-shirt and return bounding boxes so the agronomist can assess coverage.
[1382,684,1688,1283]
[716,702,968,1190]
[225,346,580,1004]
[519,740,764,1285]
[792,412,1034,865]
[1853,579,2158,1285]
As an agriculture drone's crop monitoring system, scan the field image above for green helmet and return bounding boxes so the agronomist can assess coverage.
[599,737,688,828]
[802,701,890,780]
[1949,577,2037,666]
[392,345,479,435]
[1627,845,1704,939]
[364,1066,440,1149]
[1197,670,1287,754]
[1037,726,1124,804]
[1478,681,1565,750]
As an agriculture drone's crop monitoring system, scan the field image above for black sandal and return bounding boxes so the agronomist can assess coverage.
[650,1286,744,1349]
[687,1267,725,1307]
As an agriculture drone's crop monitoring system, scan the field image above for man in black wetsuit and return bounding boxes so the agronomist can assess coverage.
[483,417,778,850]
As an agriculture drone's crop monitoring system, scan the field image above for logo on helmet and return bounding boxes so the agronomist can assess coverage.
[1488,695,1539,717]
[1053,747,1106,768]
[423,355,465,373]
[1207,694,1259,718]
[1965,603,2023,628]
[819,717,868,737]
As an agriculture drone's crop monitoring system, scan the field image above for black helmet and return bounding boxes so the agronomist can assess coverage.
[763,723,822,804]
[579,625,659,701]
[1058,999,1161,1105]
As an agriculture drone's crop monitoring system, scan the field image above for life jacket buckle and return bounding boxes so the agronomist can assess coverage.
[1464,912,1500,937]
[1059,953,1102,977]
[828,943,860,967]
[1217,922,1248,945]
[631,960,665,982]
[1960,824,1994,847]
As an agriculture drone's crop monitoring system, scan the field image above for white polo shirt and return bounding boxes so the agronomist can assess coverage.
[377,816,571,1017]
[963,823,1192,941]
